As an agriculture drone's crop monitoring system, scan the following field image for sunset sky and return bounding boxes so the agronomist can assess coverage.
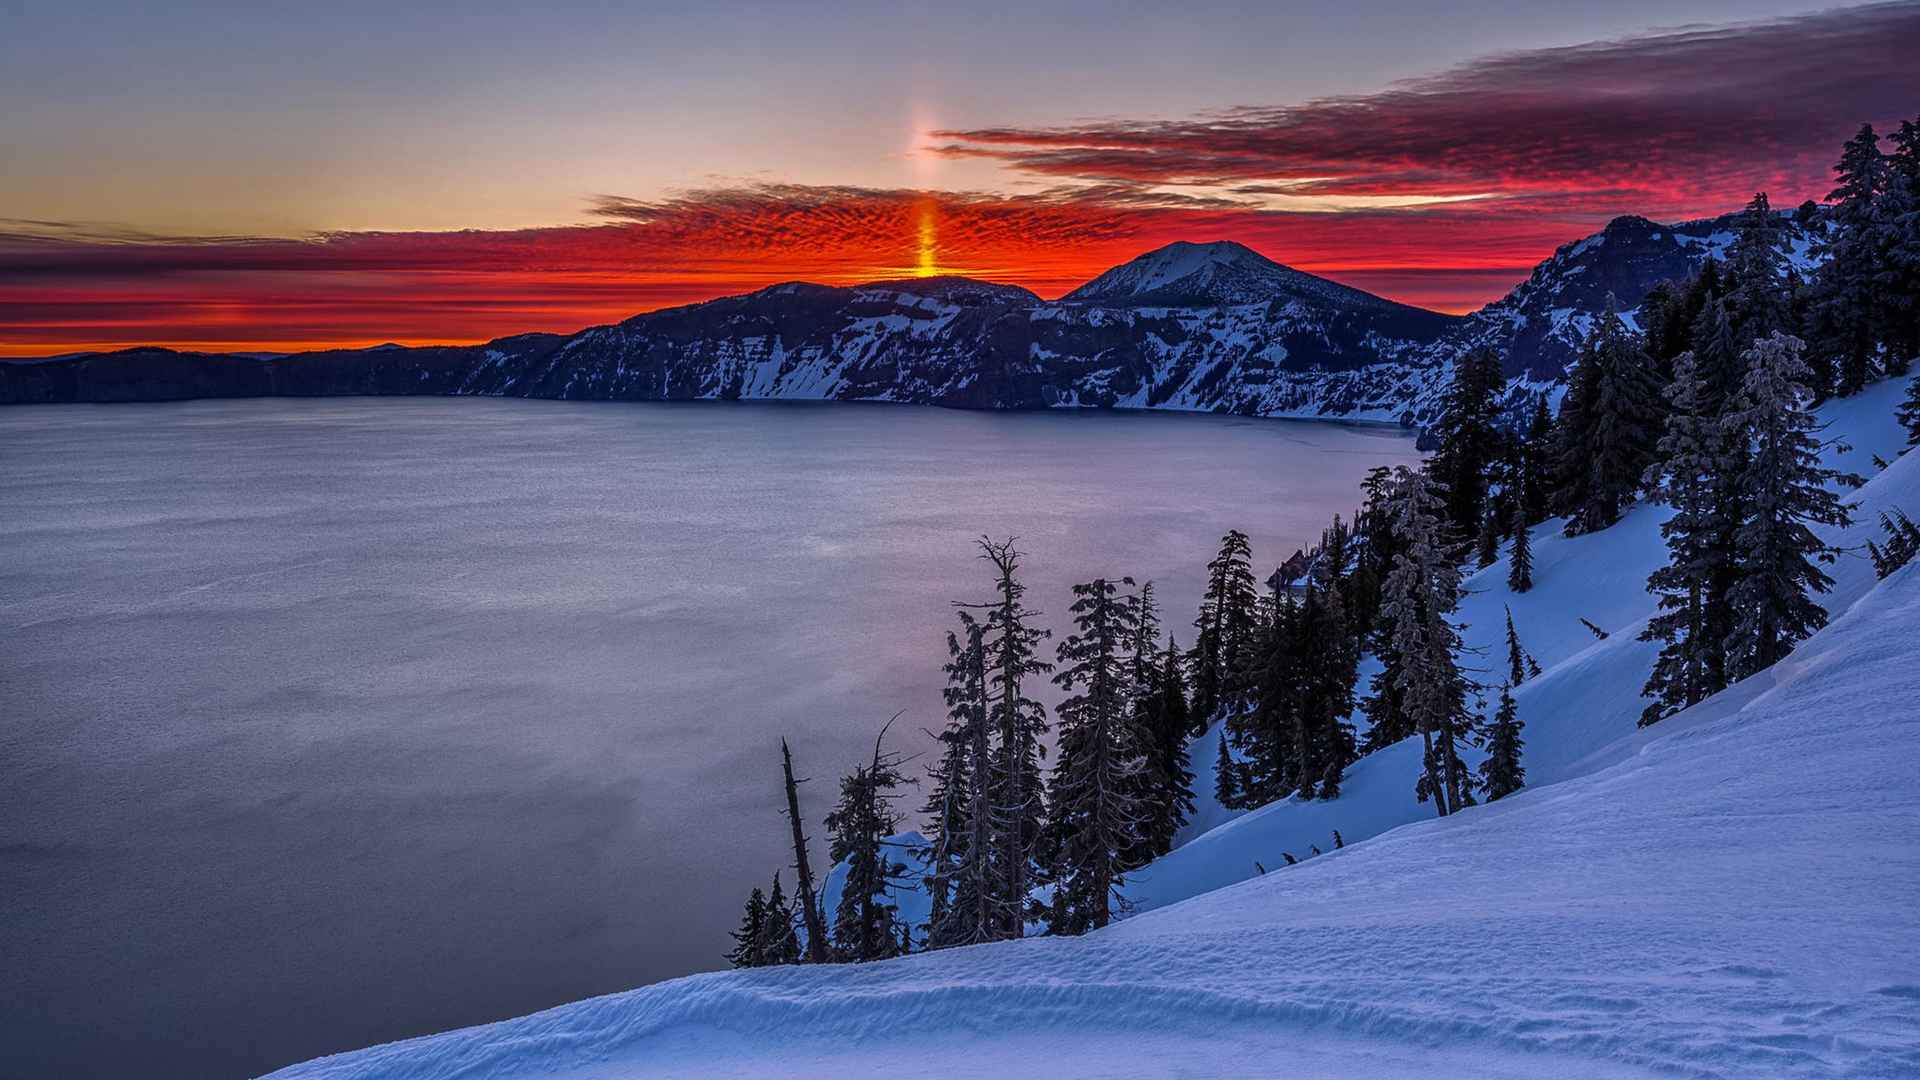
[4,1,1918,356]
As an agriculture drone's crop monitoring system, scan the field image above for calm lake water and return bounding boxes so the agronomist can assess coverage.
[0,398,1418,1079]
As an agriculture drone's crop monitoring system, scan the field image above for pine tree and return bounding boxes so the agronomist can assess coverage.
[1813,124,1892,397]
[1503,607,1538,687]
[964,538,1052,939]
[1723,334,1853,678]
[760,873,802,965]
[924,612,1002,950]
[1213,728,1240,810]
[1691,298,1747,414]
[1550,332,1603,524]
[1639,349,1740,726]
[1900,373,1920,447]
[919,615,978,943]
[1190,530,1259,723]
[1507,496,1534,592]
[1885,118,1920,376]
[825,720,915,962]
[1046,577,1148,935]
[1374,468,1476,815]
[726,886,770,968]
[1519,396,1554,526]
[1133,635,1194,861]
[1478,683,1526,802]
[1475,503,1502,569]
[1725,192,1790,341]
[1867,508,1920,578]
[1561,307,1666,535]
[1350,466,1399,634]
[1236,588,1300,803]
[1430,348,1508,539]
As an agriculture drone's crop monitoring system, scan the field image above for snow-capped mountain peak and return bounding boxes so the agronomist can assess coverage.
[1063,240,1395,310]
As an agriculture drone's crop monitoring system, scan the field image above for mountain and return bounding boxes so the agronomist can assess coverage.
[0,245,1466,420]
[1067,239,1411,312]
[264,377,1920,1080]
[0,212,1827,426]
[1440,208,1827,380]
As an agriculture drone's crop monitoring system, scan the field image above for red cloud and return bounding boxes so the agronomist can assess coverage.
[5,4,1916,356]
[934,3,1920,216]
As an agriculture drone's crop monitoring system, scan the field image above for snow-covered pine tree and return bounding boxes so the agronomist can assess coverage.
[1723,334,1853,679]
[1356,486,1421,756]
[1349,466,1399,636]
[1563,307,1666,535]
[1190,530,1259,724]
[1813,124,1892,397]
[825,720,916,963]
[1724,192,1791,343]
[967,537,1052,940]
[1691,298,1747,414]
[1886,117,1920,376]
[1639,349,1739,726]
[725,886,769,968]
[1507,495,1534,592]
[1375,468,1477,815]
[1478,683,1526,802]
[1429,347,1507,539]
[924,612,1003,950]
[1046,577,1148,935]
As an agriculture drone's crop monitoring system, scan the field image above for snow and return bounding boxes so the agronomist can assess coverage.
[266,377,1920,1080]
[1132,372,1918,918]
[1063,240,1395,311]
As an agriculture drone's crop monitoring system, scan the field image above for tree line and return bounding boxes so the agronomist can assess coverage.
[728,117,1920,969]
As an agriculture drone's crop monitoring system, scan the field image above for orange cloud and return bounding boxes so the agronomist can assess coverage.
[0,185,1608,355]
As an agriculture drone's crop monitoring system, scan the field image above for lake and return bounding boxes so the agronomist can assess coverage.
[0,398,1419,1079]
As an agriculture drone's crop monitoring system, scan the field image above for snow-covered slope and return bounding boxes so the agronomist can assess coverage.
[1128,373,1915,916]
[267,378,1920,1080]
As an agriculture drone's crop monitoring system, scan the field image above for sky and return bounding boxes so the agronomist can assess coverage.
[2,0,1918,356]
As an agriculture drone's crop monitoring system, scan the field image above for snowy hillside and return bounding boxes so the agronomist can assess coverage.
[1435,209,1827,381]
[266,376,1920,1080]
[1124,373,1914,916]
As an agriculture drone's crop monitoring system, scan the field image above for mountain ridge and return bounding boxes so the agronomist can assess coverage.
[1,209,1818,427]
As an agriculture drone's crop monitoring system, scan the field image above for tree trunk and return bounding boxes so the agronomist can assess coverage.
[1421,728,1451,818]
[998,570,1026,939]
[782,738,830,963]
[968,627,994,941]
